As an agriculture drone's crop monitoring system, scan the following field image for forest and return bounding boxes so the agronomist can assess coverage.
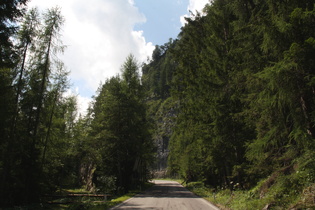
[1,0,315,209]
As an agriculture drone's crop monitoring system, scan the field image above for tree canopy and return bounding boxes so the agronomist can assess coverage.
[1,0,315,208]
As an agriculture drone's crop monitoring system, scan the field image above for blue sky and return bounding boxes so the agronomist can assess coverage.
[133,0,188,45]
[27,0,209,114]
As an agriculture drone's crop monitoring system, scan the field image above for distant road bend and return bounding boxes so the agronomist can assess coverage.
[111,180,219,210]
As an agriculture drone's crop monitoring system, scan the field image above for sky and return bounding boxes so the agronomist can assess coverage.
[27,0,209,115]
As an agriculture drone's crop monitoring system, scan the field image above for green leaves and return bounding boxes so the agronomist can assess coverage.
[0,6,79,206]
[89,55,153,192]
[166,0,315,191]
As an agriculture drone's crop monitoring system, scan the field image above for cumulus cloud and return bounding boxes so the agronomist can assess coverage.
[76,93,92,117]
[180,0,210,26]
[64,87,92,118]
[28,0,154,114]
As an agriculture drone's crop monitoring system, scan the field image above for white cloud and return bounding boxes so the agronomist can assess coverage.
[188,0,210,13]
[76,94,92,117]
[28,0,154,115]
[180,0,210,26]
[64,88,92,118]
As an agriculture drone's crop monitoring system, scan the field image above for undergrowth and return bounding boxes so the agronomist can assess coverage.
[12,182,155,210]
[184,153,315,209]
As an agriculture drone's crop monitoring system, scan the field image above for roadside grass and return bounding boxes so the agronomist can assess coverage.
[13,173,315,209]
[64,182,155,209]
[177,152,315,209]
[11,182,155,210]
[155,178,268,209]
[183,181,271,210]
[182,175,315,210]
[63,193,135,210]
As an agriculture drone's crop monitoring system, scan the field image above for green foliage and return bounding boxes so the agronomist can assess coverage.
[89,55,154,193]
[142,40,179,176]
[1,0,315,208]
[0,0,29,68]
[168,0,257,187]
[142,39,177,99]
[0,7,80,206]
[163,1,315,208]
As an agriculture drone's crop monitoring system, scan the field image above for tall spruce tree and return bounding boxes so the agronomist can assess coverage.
[0,8,40,206]
[0,7,69,206]
[169,0,241,186]
[90,55,153,193]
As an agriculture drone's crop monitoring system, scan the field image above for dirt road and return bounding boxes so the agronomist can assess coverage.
[111,180,220,210]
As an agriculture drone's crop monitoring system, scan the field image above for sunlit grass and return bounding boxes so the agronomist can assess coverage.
[184,177,315,210]
[55,182,155,210]
[64,188,89,194]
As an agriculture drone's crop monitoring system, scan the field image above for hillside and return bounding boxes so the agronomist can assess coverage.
[143,0,315,208]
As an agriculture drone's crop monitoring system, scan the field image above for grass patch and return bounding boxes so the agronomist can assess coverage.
[64,188,89,194]
[183,171,315,210]
[65,182,154,210]
[65,193,135,210]
[16,182,156,210]
[184,181,270,210]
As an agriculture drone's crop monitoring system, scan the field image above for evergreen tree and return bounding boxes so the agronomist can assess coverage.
[0,7,70,206]
[90,55,153,193]
[0,8,40,205]
[142,39,177,99]
[246,1,315,175]
[0,0,29,68]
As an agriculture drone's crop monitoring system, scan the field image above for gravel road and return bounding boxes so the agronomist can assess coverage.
[110,180,220,210]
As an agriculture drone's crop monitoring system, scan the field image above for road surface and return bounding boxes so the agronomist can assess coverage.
[111,180,220,210]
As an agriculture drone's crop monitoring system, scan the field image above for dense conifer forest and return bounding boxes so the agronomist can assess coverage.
[1,0,315,208]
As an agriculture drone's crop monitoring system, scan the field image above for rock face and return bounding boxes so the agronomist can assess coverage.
[151,98,177,177]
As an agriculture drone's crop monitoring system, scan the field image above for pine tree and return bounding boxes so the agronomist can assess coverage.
[0,0,29,68]
[89,55,153,193]
[169,0,257,187]
[0,8,40,206]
